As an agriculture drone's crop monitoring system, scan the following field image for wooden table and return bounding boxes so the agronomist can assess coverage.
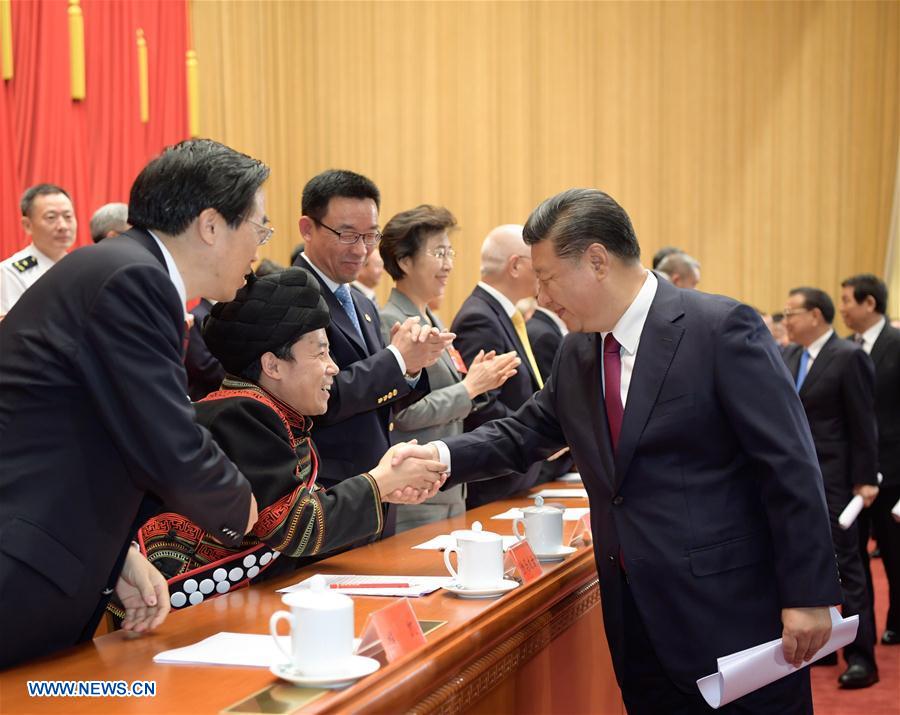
[0,483,624,714]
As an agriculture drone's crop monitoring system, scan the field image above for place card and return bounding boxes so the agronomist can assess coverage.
[505,539,542,584]
[356,598,426,663]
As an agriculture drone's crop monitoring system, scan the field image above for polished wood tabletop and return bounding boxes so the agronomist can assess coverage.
[0,482,622,714]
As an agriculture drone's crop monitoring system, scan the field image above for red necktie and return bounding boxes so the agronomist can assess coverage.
[603,333,624,451]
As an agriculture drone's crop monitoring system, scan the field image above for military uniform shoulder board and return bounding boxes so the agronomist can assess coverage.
[11,256,38,273]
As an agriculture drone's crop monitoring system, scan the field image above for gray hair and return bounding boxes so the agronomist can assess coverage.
[657,252,700,281]
[90,202,129,243]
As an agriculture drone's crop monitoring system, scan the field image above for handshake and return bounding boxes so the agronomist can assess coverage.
[369,441,445,505]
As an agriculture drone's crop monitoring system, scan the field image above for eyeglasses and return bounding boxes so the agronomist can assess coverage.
[314,219,382,247]
[245,218,274,246]
[426,246,456,261]
[782,308,809,317]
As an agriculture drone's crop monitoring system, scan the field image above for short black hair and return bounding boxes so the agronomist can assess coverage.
[301,169,380,222]
[841,274,887,315]
[128,138,269,235]
[379,205,457,281]
[789,287,835,324]
[652,246,682,270]
[523,188,640,263]
[20,184,71,217]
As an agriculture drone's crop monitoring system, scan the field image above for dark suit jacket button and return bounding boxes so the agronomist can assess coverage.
[608,554,616,563]
[612,496,624,506]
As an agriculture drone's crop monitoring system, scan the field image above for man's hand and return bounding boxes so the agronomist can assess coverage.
[390,441,439,467]
[853,484,879,508]
[245,493,259,533]
[382,474,448,504]
[781,606,832,667]
[390,317,455,374]
[116,547,171,634]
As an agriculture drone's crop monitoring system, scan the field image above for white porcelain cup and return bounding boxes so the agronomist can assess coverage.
[443,530,504,589]
[269,576,354,674]
[513,503,564,554]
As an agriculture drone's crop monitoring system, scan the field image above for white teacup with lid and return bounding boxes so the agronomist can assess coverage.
[444,521,504,589]
[270,574,354,675]
[513,496,564,554]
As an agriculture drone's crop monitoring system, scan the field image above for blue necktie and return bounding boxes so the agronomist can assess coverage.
[334,284,363,340]
[795,350,811,391]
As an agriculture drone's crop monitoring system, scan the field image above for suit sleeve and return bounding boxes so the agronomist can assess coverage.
[713,303,841,607]
[203,400,383,555]
[843,348,878,486]
[444,370,567,484]
[73,264,252,546]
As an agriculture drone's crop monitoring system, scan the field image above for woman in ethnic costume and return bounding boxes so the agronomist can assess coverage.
[135,268,447,611]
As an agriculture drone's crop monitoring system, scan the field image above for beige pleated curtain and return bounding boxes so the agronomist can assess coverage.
[191,0,899,329]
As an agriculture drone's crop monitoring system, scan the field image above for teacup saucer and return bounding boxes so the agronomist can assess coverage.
[442,579,520,599]
[532,544,577,562]
[270,655,380,689]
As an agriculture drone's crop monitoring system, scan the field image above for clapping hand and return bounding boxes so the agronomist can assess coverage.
[390,317,455,375]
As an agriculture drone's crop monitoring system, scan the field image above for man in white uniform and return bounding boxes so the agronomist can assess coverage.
[0,183,77,317]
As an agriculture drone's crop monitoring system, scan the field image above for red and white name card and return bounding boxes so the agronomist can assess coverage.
[505,540,543,584]
[356,598,426,662]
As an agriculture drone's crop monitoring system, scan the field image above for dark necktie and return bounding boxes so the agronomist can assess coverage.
[603,333,624,451]
[853,334,865,346]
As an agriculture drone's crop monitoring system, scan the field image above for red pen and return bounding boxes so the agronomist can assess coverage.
[329,582,410,589]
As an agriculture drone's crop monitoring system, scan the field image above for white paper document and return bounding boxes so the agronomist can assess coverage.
[557,472,583,483]
[412,534,519,551]
[838,473,883,529]
[491,507,590,522]
[154,632,365,668]
[696,607,859,709]
[278,573,451,597]
[531,488,588,499]
[154,632,288,667]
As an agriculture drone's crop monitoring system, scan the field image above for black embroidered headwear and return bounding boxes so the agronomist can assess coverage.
[203,267,330,375]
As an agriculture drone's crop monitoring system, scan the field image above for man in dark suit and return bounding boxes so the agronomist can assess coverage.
[185,297,225,401]
[0,139,263,668]
[782,286,880,688]
[397,189,841,713]
[527,305,567,378]
[840,273,900,647]
[293,170,451,504]
[451,225,572,508]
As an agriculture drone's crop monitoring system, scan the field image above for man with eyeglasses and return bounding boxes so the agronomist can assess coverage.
[0,139,263,667]
[451,224,573,509]
[782,286,880,689]
[293,170,452,534]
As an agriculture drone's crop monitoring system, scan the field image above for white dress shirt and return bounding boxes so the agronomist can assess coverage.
[804,328,835,369]
[856,316,886,356]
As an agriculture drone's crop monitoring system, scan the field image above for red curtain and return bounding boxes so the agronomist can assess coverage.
[0,0,188,257]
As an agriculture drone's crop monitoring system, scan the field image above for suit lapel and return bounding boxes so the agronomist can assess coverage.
[799,333,837,396]
[351,288,381,352]
[298,257,368,356]
[578,334,616,486]
[474,286,541,389]
[534,310,562,338]
[613,285,685,490]
[869,325,890,368]
[784,345,802,380]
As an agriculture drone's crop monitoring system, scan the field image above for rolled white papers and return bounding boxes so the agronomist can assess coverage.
[696,607,858,709]
[838,472,883,530]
